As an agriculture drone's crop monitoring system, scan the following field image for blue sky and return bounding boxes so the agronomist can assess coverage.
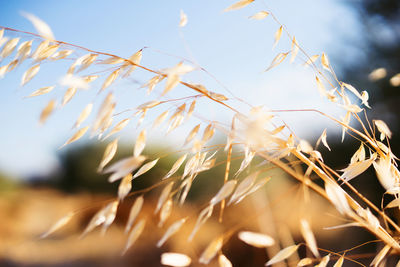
[0,0,363,178]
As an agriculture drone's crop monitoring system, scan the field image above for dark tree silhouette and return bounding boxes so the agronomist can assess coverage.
[343,0,400,139]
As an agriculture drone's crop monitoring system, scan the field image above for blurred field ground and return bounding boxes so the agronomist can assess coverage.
[0,171,371,267]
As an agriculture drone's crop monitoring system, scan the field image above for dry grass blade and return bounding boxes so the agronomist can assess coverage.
[6,59,19,73]
[158,198,173,227]
[101,200,119,234]
[62,87,77,106]
[273,26,283,48]
[98,138,118,172]
[78,53,98,72]
[60,74,89,90]
[202,124,215,143]
[51,49,73,60]
[304,55,319,66]
[249,11,269,20]
[104,155,146,182]
[233,177,270,204]
[125,196,144,233]
[192,139,203,153]
[153,110,170,128]
[161,252,191,267]
[163,62,195,76]
[297,258,313,266]
[316,254,330,267]
[271,125,285,135]
[40,99,56,124]
[290,37,299,63]
[179,10,188,27]
[69,54,88,73]
[321,53,330,71]
[0,36,9,49]
[235,149,255,176]
[36,43,59,61]
[81,205,108,238]
[20,40,35,59]
[138,109,147,127]
[370,244,391,266]
[210,180,237,205]
[265,52,288,72]
[157,218,187,247]
[265,244,300,266]
[186,100,196,120]
[137,100,161,110]
[164,154,187,179]
[118,174,132,201]
[361,208,380,229]
[184,153,201,173]
[224,0,254,12]
[341,111,351,142]
[218,254,232,267]
[390,73,400,87]
[342,82,362,99]
[188,204,213,241]
[21,12,54,40]
[0,37,19,58]
[92,93,115,135]
[40,212,74,238]
[144,75,164,94]
[300,219,319,257]
[155,182,174,214]
[31,40,49,61]
[325,181,351,216]
[184,124,200,145]
[16,40,32,62]
[163,74,180,96]
[374,157,397,192]
[333,255,344,267]
[199,236,223,264]
[229,172,258,205]
[0,38,20,59]
[323,222,361,230]
[133,158,159,179]
[101,56,124,65]
[21,64,40,86]
[122,219,146,255]
[134,130,146,157]
[73,103,93,128]
[208,91,229,101]
[318,129,331,151]
[0,65,7,78]
[350,144,365,163]
[127,49,143,65]
[361,91,370,108]
[101,68,120,92]
[61,126,89,148]
[339,157,375,183]
[103,118,130,140]
[122,50,142,77]
[238,231,275,248]
[179,180,193,204]
[26,86,55,98]
[374,120,392,140]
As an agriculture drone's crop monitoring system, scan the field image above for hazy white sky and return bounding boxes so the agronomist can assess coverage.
[0,0,362,178]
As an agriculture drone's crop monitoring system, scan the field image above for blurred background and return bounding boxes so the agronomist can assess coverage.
[0,0,399,266]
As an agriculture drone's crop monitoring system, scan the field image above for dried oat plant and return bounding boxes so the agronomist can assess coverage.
[1,1,400,266]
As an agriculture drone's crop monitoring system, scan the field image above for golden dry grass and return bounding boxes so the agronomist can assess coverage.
[1,2,400,266]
